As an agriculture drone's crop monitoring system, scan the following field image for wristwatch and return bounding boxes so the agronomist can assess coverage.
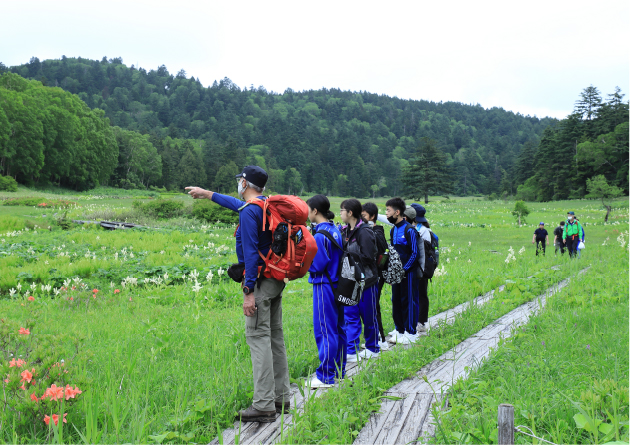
[243,286,254,295]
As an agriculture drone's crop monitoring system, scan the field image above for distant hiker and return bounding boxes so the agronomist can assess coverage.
[410,204,431,333]
[386,197,423,345]
[185,166,291,423]
[362,202,391,351]
[339,199,381,361]
[532,222,549,256]
[563,211,583,258]
[553,221,565,255]
[306,195,346,388]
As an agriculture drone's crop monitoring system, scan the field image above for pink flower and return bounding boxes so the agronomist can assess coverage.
[19,328,30,335]
[114,289,120,294]
[20,369,33,383]
[28,296,35,301]
[30,393,39,402]
[92,289,99,294]
[43,413,67,426]
[42,384,64,401]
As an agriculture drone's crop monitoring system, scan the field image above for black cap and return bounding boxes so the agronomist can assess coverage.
[411,203,428,224]
[235,165,268,189]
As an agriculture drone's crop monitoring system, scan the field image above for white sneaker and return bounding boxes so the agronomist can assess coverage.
[346,353,359,363]
[389,331,405,343]
[305,376,333,389]
[358,349,379,359]
[416,323,427,333]
[388,328,399,337]
[394,334,413,345]
[378,340,390,351]
[404,332,419,343]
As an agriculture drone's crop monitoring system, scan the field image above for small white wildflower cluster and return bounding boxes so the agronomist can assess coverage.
[505,247,516,264]
[618,231,628,248]
[121,276,138,288]
[433,265,447,277]
[602,237,609,246]
[518,246,526,255]
[188,269,202,293]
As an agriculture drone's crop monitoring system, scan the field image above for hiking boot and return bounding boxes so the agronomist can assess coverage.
[235,406,276,423]
[275,401,290,414]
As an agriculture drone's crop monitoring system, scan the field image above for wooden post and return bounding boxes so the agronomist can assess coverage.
[498,403,514,445]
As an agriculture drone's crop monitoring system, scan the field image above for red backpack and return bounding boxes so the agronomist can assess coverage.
[247,195,317,284]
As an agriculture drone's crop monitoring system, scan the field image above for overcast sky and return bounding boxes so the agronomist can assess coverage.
[2,0,628,119]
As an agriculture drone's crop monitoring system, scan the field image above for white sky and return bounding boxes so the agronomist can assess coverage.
[2,0,628,119]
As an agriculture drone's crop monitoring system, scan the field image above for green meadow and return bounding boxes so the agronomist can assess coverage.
[0,187,627,444]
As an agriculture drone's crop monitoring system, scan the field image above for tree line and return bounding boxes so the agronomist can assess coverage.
[4,56,554,196]
[1,57,627,200]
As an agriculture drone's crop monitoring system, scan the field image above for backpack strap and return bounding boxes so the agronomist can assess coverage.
[314,229,343,251]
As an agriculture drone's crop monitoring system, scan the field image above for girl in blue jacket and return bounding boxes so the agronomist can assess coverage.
[306,195,346,388]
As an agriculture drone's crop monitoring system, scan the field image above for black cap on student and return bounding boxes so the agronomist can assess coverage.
[235,165,268,188]
[411,203,428,224]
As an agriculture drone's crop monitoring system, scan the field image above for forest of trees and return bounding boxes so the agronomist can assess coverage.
[1,56,627,199]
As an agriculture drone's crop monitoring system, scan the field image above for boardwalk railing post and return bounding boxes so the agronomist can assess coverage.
[498,403,514,445]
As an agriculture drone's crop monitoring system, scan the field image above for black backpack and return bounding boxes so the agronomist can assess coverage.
[371,224,389,271]
[423,230,440,279]
[314,230,366,307]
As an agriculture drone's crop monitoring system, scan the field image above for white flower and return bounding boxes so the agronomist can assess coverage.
[54,288,60,296]
[110,281,115,288]
[17,282,22,291]
[9,288,16,297]
[218,268,225,277]
[467,259,471,263]
[163,273,169,281]
[192,280,202,293]
[96,236,100,240]
[206,271,214,282]
[160,250,165,254]
[30,283,37,291]
[190,269,200,280]
[73,277,82,284]
[63,279,71,288]
[468,241,471,246]
[518,246,526,255]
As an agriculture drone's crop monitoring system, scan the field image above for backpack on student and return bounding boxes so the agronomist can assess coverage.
[247,195,318,285]
[390,222,425,276]
[423,231,439,279]
[381,244,404,284]
[370,224,389,271]
[313,229,366,306]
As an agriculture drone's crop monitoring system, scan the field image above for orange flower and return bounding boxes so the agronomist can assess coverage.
[20,369,33,383]
[43,384,64,401]
[43,413,67,426]
[30,393,39,402]
[20,383,26,390]
[19,328,30,335]
[3,374,9,383]
[92,289,99,293]
[114,289,120,293]
[9,359,17,367]
[64,385,82,400]
[68,297,74,301]
[28,296,35,301]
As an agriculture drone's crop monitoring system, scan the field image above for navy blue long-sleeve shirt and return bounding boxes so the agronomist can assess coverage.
[390,220,418,271]
[211,193,271,289]
[308,222,343,285]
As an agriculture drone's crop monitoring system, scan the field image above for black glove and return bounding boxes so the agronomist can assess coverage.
[227,263,245,283]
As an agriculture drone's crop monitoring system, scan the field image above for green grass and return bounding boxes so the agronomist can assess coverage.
[0,194,627,444]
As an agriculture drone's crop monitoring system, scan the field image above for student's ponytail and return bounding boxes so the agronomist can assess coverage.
[307,194,333,221]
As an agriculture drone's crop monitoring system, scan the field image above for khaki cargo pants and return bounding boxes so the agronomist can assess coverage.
[246,278,291,412]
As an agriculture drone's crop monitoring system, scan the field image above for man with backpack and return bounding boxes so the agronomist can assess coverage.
[553,221,565,255]
[532,222,549,256]
[385,197,424,345]
[185,166,294,423]
[563,211,583,258]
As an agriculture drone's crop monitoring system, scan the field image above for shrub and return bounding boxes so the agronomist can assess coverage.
[0,175,18,192]
[192,199,239,224]
[2,197,77,208]
[132,199,185,219]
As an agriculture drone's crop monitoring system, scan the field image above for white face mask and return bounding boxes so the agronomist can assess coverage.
[238,180,247,199]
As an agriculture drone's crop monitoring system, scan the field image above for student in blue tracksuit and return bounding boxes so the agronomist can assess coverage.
[339,199,381,361]
[386,197,420,345]
[306,195,346,388]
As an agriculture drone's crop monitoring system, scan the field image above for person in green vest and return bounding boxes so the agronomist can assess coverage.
[563,211,583,258]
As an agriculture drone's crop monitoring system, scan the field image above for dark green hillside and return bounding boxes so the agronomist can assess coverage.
[7,56,554,196]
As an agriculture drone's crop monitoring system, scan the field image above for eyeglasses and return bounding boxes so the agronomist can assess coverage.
[339,209,347,213]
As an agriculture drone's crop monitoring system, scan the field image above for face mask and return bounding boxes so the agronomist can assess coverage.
[568,216,573,221]
[387,215,398,224]
[237,180,247,199]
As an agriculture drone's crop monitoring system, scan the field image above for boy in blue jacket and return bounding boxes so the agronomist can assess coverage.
[306,195,346,388]
[385,197,420,345]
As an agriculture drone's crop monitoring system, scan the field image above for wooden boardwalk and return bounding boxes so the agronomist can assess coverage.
[354,268,588,445]
[210,284,506,445]
[209,267,586,445]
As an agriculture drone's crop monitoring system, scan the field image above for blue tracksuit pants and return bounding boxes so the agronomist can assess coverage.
[313,283,347,384]
[345,283,380,355]
[391,270,420,335]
